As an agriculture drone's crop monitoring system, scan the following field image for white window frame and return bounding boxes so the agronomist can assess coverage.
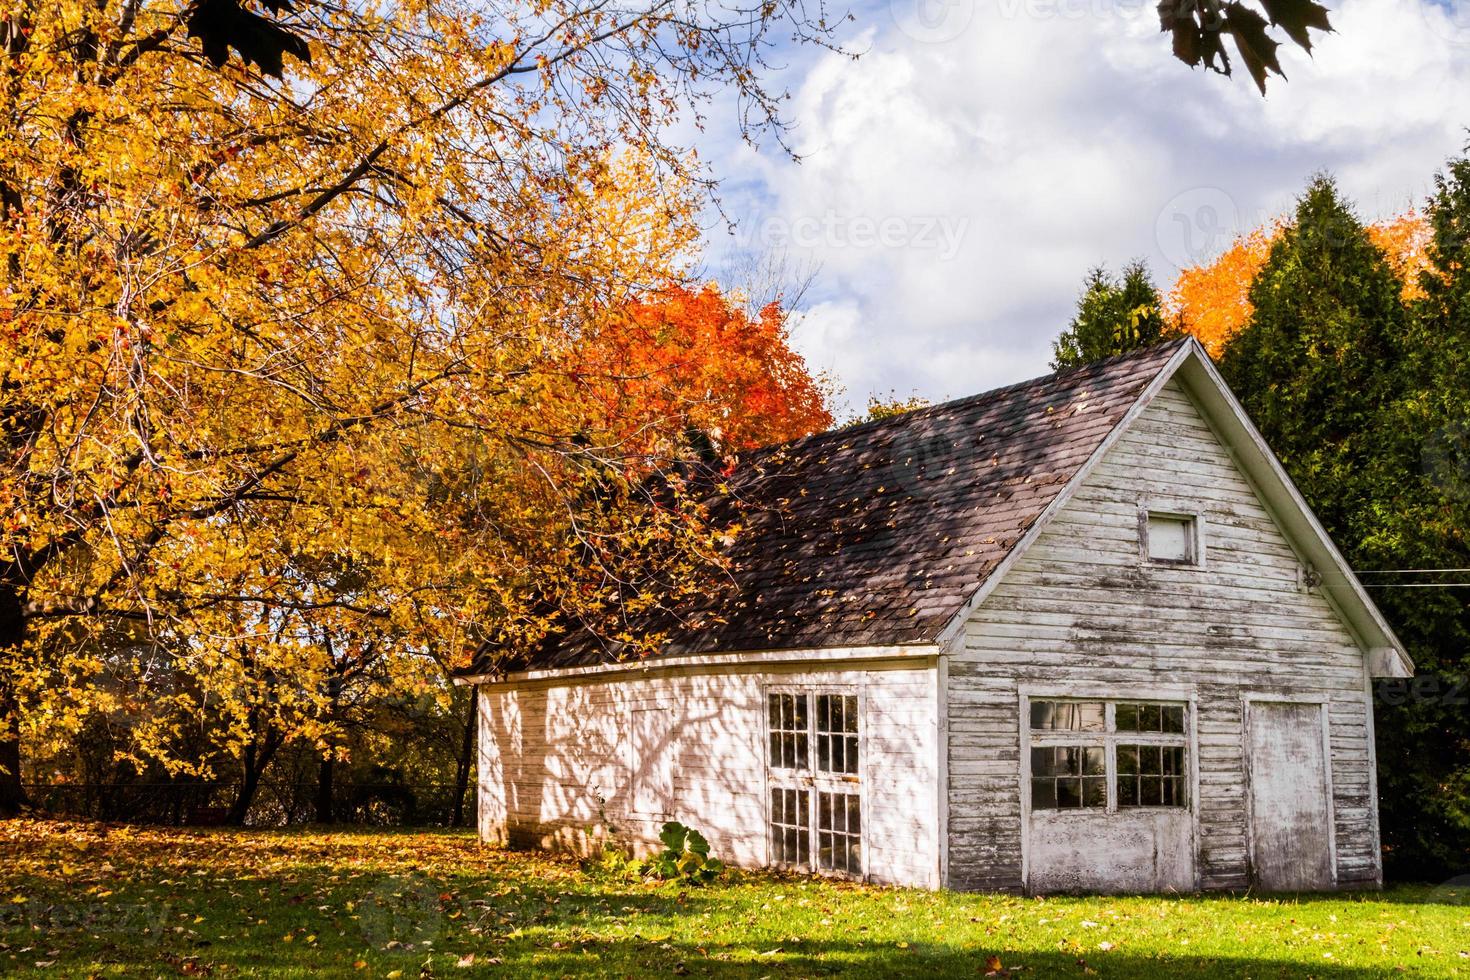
[1139,504,1206,568]
[1021,695,1194,816]
[762,683,866,880]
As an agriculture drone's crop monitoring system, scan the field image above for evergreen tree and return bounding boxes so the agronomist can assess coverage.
[1219,172,1470,878]
[1051,260,1174,369]
[1219,176,1409,536]
[1367,158,1470,879]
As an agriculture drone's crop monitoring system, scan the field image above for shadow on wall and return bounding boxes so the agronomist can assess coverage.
[484,673,750,859]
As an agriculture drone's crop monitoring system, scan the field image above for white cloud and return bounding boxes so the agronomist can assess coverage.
[704,0,1470,411]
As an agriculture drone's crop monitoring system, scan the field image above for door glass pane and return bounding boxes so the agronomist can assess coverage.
[1030,700,1104,732]
[817,791,861,874]
[768,693,809,771]
[1030,745,1105,810]
[1117,745,1188,808]
[815,694,859,775]
[770,788,809,865]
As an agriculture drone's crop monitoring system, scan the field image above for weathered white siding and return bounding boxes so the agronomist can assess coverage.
[477,661,940,887]
[947,378,1379,892]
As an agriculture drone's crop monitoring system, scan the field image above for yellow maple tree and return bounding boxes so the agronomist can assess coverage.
[0,0,834,812]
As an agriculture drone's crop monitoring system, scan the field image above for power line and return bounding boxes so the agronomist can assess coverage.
[1356,568,1470,575]
[1362,583,1470,589]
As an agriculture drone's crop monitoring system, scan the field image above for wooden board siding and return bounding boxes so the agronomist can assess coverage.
[947,378,1380,893]
[477,661,941,888]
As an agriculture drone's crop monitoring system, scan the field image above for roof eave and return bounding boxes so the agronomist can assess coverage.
[1171,346,1413,678]
[454,640,943,687]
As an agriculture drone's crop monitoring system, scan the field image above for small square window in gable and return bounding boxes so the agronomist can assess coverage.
[1146,511,1198,565]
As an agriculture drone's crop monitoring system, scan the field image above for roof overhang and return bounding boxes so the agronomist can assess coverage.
[453,641,941,688]
[1169,344,1412,678]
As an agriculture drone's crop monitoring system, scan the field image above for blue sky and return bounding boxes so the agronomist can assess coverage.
[695,0,1470,412]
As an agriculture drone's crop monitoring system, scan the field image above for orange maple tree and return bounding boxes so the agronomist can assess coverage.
[1169,210,1431,354]
[572,284,833,453]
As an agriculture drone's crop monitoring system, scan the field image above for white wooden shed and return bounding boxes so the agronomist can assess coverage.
[457,339,1411,893]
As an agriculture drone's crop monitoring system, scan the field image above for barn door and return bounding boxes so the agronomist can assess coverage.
[765,689,863,877]
[1246,701,1334,891]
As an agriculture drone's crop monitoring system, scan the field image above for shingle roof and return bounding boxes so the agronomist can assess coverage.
[488,340,1188,673]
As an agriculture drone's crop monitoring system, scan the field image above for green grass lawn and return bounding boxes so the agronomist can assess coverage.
[1,821,1466,978]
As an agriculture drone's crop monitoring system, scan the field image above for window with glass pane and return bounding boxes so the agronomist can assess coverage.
[1027,697,1189,813]
[1030,745,1106,809]
[770,787,810,865]
[1117,744,1188,808]
[767,693,808,770]
[1030,700,1105,732]
[1115,702,1185,734]
[816,694,859,775]
[817,791,861,874]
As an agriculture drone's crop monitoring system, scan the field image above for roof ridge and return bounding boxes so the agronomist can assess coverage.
[472,335,1193,673]
[745,337,1191,460]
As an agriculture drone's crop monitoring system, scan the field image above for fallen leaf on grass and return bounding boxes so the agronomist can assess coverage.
[456,954,475,968]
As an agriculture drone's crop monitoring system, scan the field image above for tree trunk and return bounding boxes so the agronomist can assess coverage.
[0,582,29,817]
[315,752,334,824]
[449,691,475,828]
[227,742,262,826]
[227,722,281,826]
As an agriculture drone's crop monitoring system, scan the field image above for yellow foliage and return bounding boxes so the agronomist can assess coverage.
[0,0,832,782]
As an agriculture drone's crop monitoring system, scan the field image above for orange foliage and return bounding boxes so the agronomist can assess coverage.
[1168,211,1431,354]
[574,284,833,452]
[1367,210,1433,302]
[1167,224,1278,356]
